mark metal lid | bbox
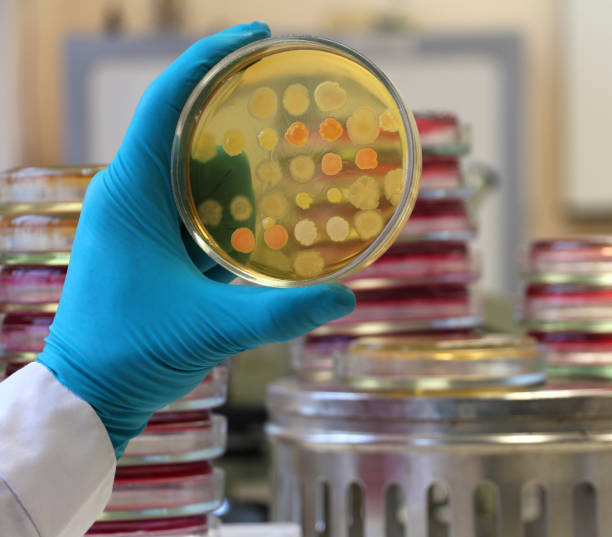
[338,334,545,391]
[266,377,612,425]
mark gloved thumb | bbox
[221,283,356,348]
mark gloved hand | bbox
[38,22,355,459]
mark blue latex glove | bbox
[38,22,355,459]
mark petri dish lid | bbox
[0,251,71,266]
[0,302,58,314]
[528,237,612,273]
[157,367,228,413]
[527,319,612,334]
[172,36,421,287]
[309,315,483,338]
[120,415,227,466]
[338,334,546,392]
[524,271,612,286]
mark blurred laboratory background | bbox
[2,0,612,528]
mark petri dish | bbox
[527,319,612,334]
[104,464,223,515]
[0,311,54,353]
[420,156,463,189]
[328,284,477,326]
[87,516,214,535]
[0,251,71,266]
[172,37,421,287]
[399,199,473,237]
[120,415,227,466]
[155,366,228,415]
[414,112,463,148]
[308,314,483,338]
[527,237,612,274]
[338,334,546,392]
[343,241,478,286]
[0,265,67,304]
[0,165,103,204]
[0,351,37,379]
[0,212,79,252]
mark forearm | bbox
[0,363,116,537]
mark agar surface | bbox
[189,48,407,281]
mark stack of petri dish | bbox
[0,165,228,537]
[0,165,99,379]
[294,112,483,381]
[523,237,612,380]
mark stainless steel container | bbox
[267,379,612,537]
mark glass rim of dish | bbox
[0,252,71,266]
[0,164,105,180]
[347,333,540,361]
[524,272,612,286]
[171,35,422,287]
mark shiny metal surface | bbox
[267,378,612,537]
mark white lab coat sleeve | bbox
[0,362,116,537]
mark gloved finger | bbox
[182,226,217,273]
[123,22,270,163]
[203,264,236,284]
[214,283,356,347]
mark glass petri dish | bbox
[155,366,228,415]
[328,284,477,326]
[0,265,67,304]
[87,515,214,536]
[0,351,37,379]
[420,156,463,189]
[0,165,103,204]
[0,251,71,266]
[414,112,463,148]
[0,212,79,252]
[308,314,483,338]
[399,199,473,237]
[527,319,612,334]
[120,415,227,466]
[172,36,421,287]
[104,465,223,516]
[338,334,546,392]
[527,237,612,274]
[343,241,478,286]
[0,311,54,353]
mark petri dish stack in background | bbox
[0,165,98,377]
[293,112,483,381]
[0,166,228,537]
[522,237,612,381]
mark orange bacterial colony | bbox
[186,42,412,283]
